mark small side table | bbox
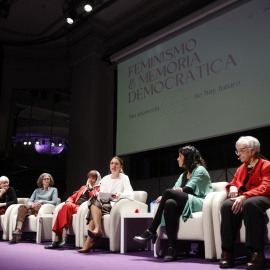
[120,212,154,253]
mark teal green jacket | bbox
[161,166,212,226]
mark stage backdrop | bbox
[116,0,270,155]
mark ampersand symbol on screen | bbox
[129,79,135,89]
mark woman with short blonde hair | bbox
[0,176,17,215]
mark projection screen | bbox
[114,0,270,155]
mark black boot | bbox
[164,247,177,262]
[59,236,68,247]
[44,241,61,249]
[219,251,234,268]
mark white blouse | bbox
[100,173,134,202]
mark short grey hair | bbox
[236,136,260,154]
[0,176,9,185]
[37,173,54,188]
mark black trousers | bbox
[220,196,270,253]
[149,189,188,248]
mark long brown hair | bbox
[111,156,125,174]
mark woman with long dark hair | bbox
[134,145,213,262]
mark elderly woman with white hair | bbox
[10,173,58,244]
[220,136,270,270]
[45,170,101,249]
[0,176,18,215]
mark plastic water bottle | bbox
[150,200,156,213]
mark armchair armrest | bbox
[76,201,88,247]
[212,190,228,224]
[109,199,148,252]
[8,204,24,240]
[51,202,65,237]
[212,190,228,259]
[53,202,65,217]
[1,204,20,240]
[201,191,220,259]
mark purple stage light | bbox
[34,141,64,155]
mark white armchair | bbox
[9,198,61,243]
[0,198,29,240]
[154,182,228,260]
[212,190,270,259]
[80,191,148,252]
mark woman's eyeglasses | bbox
[235,147,250,155]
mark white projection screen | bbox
[115,0,270,156]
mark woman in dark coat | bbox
[0,176,17,215]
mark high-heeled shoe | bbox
[133,229,157,244]
[59,236,68,247]
[88,230,103,241]
[77,240,96,253]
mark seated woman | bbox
[219,136,270,270]
[134,145,213,262]
[0,176,18,215]
[9,173,58,244]
[45,170,101,249]
[77,156,134,253]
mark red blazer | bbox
[226,158,270,199]
[66,185,100,204]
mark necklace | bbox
[247,158,258,172]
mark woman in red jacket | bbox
[45,170,101,249]
[219,136,270,270]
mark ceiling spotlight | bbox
[58,141,63,147]
[84,0,93,12]
[50,140,56,147]
[23,140,27,146]
[35,139,41,145]
[66,8,78,25]
[28,141,32,145]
